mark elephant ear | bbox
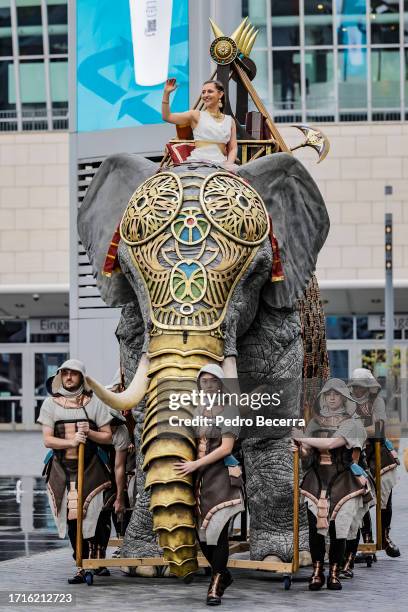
[237,153,329,309]
[78,154,158,307]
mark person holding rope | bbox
[38,359,113,584]
[174,364,244,606]
[293,379,371,592]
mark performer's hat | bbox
[48,358,92,394]
[349,368,381,390]
[318,378,356,403]
[197,364,225,390]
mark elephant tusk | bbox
[222,355,238,380]
[86,354,150,411]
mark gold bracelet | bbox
[162,100,169,104]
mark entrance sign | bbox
[368,314,408,331]
[30,319,69,335]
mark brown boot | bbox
[308,561,325,591]
[340,553,355,579]
[327,563,342,590]
[206,573,222,606]
[383,528,401,558]
[219,569,233,595]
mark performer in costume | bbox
[174,364,244,606]
[162,78,238,169]
[343,368,400,570]
[293,379,370,592]
[104,372,134,559]
[38,359,113,584]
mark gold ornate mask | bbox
[120,170,269,336]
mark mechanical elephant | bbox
[78,152,330,578]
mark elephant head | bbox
[78,152,329,575]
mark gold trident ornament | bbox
[208,18,330,163]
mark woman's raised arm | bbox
[162,78,198,126]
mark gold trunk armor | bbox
[120,169,269,578]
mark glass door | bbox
[326,340,352,380]
[327,348,349,379]
[33,348,69,425]
[0,350,23,429]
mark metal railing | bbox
[0,106,68,132]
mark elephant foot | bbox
[299,550,312,567]
[263,550,311,567]
[263,555,282,563]
[120,565,159,577]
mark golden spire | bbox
[209,17,258,58]
[236,22,252,51]
[241,25,255,55]
[230,17,248,44]
[209,18,224,39]
[245,30,258,56]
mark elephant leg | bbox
[243,437,308,561]
[238,308,309,561]
[121,415,161,560]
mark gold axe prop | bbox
[290,124,330,164]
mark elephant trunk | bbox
[142,333,224,579]
[88,332,225,579]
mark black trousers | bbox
[307,509,346,565]
[346,489,394,556]
[67,509,111,562]
[199,521,230,575]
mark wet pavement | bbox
[0,433,68,564]
[0,476,68,562]
[0,432,406,611]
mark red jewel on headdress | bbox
[186,217,195,226]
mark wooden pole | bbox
[233,62,289,152]
[76,442,85,568]
[375,439,382,550]
[292,448,300,571]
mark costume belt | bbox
[195,140,227,155]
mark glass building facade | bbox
[0,0,67,131]
[243,0,408,122]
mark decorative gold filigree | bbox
[120,172,182,245]
[129,227,254,332]
[170,260,207,304]
[200,172,269,245]
[127,171,266,333]
[209,36,238,65]
[171,207,210,245]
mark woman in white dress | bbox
[162,78,238,170]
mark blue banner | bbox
[77,0,189,132]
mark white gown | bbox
[186,110,232,163]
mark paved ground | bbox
[0,433,407,612]
[0,432,44,477]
